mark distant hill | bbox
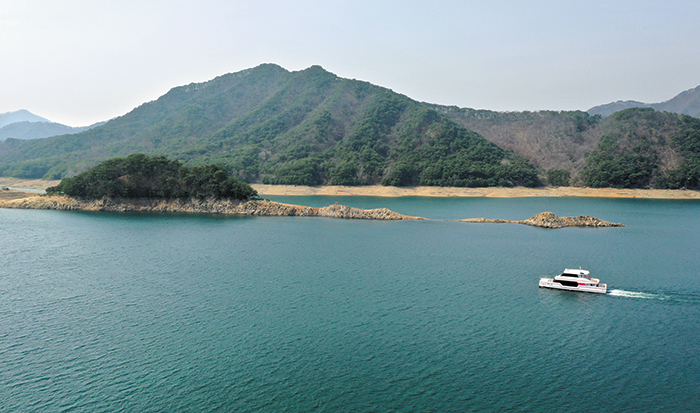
[588,85,700,117]
[0,64,539,188]
[0,121,105,141]
[0,109,50,128]
[0,109,105,141]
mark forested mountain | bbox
[0,64,539,188]
[1,64,699,189]
[588,84,700,118]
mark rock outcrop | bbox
[461,211,624,228]
[0,196,423,220]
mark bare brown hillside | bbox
[425,104,690,186]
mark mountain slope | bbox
[424,106,602,173]
[429,104,700,189]
[0,65,539,187]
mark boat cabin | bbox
[559,268,592,280]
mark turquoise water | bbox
[1,197,699,412]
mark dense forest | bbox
[2,64,700,189]
[46,154,258,200]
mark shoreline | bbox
[1,178,699,199]
[251,184,700,199]
[0,195,624,228]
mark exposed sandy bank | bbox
[0,178,61,190]
[0,190,40,201]
[251,184,700,199]
[2,178,698,199]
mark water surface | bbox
[1,197,699,412]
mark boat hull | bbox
[539,278,607,294]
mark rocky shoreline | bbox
[461,211,625,228]
[0,195,423,220]
[1,196,625,227]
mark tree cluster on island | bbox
[46,154,258,200]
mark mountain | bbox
[0,109,50,128]
[588,85,700,117]
[656,85,700,116]
[0,121,106,141]
[2,64,698,189]
[0,64,539,187]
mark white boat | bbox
[539,268,607,294]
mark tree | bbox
[46,154,257,200]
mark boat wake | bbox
[608,289,700,304]
[608,289,668,300]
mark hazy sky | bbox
[2,0,699,126]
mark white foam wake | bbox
[608,289,667,300]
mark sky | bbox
[1,0,699,126]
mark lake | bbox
[1,196,699,412]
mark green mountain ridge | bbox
[0,64,539,188]
[1,64,699,189]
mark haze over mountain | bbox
[0,110,50,128]
[1,64,699,190]
[588,85,700,118]
[0,120,105,141]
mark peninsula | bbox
[1,195,627,228]
[0,154,422,220]
[0,195,421,220]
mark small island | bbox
[461,211,624,228]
